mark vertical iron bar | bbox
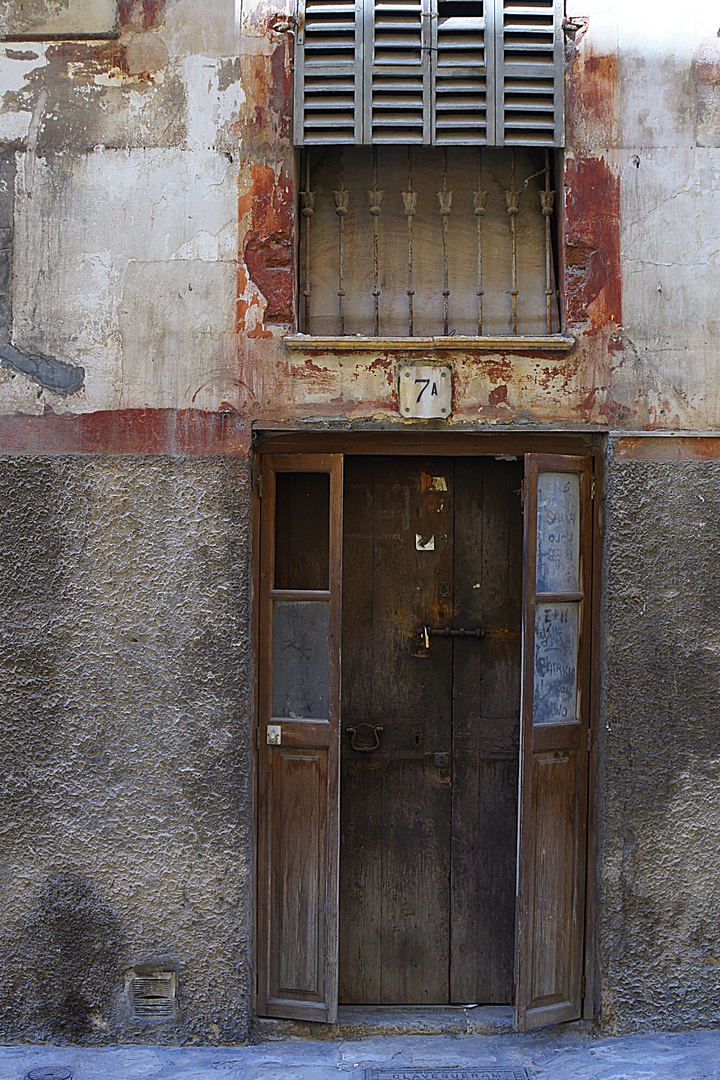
[333,151,349,335]
[473,148,488,336]
[402,148,416,337]
[300,152,315,333]
[505,149,520,336]
[368,147,383,336]
[437,148,452,336]
[540,148,556,335]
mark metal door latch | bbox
[346,723,384,752]
[419,625,485,647]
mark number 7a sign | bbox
[398,365,452,419]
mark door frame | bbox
[251,429,603,1025]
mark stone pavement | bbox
[1,1025,720,1080]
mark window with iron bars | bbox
[295,0,565,339]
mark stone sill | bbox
[285,334,576,353]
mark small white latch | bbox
[267,724,282,745]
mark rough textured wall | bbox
[0,0,244,415]
[0,455,254,1043]
[598,446,720,1032]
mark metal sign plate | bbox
[365,1070,529,1080]
[399,365,452,419]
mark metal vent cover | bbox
[25,1070,73,1080]
[128,969,177,1017]
[364,1070,529,1080]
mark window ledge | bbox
[284,334,576,354]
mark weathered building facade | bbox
[0,0,719,1045]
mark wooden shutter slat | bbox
[495,0,563,147]
[295,0,363,144]
[365,0,430,143]
[433,1,492,145]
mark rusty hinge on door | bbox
[591,474,596,500]
[251,459,264,498]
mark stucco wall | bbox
[598,441,720,1032]
[0,455,253,1042]
[0,1,718,428]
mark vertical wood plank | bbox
[451,458,522,1004]
[340,457,382,1003]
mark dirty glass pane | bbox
[536,471,580,593]
[533,602,579,725]
[273,600,330,719]
[275,472,330,590]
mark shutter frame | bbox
[494,0,564,148]
[294,0,364,144]
[365,0,432,145]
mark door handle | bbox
[346,723,383,752]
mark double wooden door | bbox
[256,449,594,1031]
[339,456,521,1005]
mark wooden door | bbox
[514,454,593,1031]
[339,456,523,1004]
[256,454,343,1022]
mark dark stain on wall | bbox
[22,874,127,1039]
[598,452,720,1032]
[0,342,85,395]
[0,152,14,345]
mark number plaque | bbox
[398,365,452,419]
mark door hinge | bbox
[591,474,596,500]
[252,460,264,499]
[587,727,592,752]
[520,478,528,507]
[581,975,586,998]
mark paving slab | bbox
[1,1028,720,1080]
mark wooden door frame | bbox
[251,429,603,1024]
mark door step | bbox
[253,1005,513,1041]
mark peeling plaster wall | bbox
[598,445,720,1032]
[0,456,253,1043]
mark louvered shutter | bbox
[433,0,493,145]
[366,0,431,143]
[294,0,364,144]
[494,0,564,146]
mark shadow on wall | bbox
[0,873,127,1040]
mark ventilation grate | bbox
[129,970,177,1017]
